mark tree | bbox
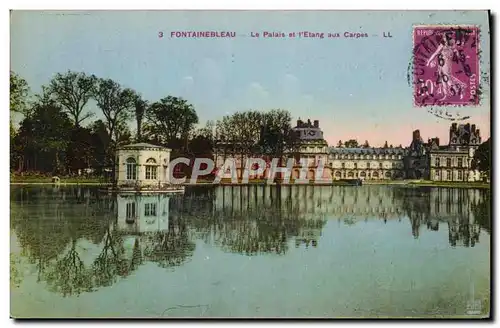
[10,71,30,114]
[47,71,97,127]
[362,140,370,148]
[15,100,72,173]
[259,109,299,156]
[472,138,491,180]
[92,78,136,143]
[344,139,358,148]
[144,96,198,146]
[133,97,147,142]
[65,126,94,174]
[89,120,111,173]
[337,140,343,148]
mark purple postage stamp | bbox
[413,25,480,107]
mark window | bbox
[446,158,451,167]
[146,166,157,180]
[341,163,345,169]
[145,158,157,180]
[447,170,452,181]
[435,170,440,179]
[435,157,440,167]
[126,202,136,219]
[145,203,157,216]
[457,158,462,168]
[385,171,392,178]
[126,158,137,180]
[367,162,371,169]
[392,162,396,168]
[354,163,357,169]
[458,170,463,181]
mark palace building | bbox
[212,117,485,183]
[328,147,406,180]
[428,123,482,182]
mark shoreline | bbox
[10,179,490,189]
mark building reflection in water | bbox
[397,187,489,247]
[115,193,195,269]
[10,185,491,297]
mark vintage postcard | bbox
[9,10,491,319]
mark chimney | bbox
[451,123,457,131]
[412,130,421,141]
[297,119,303,127]
[313,120,319,128]
[471,124,476,133]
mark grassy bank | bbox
[10,176,109,185]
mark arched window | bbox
[145,158,158,180]
[126,157,137,180]
[360,171,366,178]
[335,171,341,178]
[385,171,392,178]
[348,171,354,178]
[372,171,379,179]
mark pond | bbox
[10,185,491,318]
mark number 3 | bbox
[158,31,163,38]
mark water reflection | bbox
[116,194,196,269]
[10,185,491,299]
[397,187,490,247]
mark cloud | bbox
[282,73,300,95]
[247,82,269,99]
[241,82,270,110]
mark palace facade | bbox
[328,147,406,180]
[213,118,484,183]
[428,123,482,182]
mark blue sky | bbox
[10,10,491,146]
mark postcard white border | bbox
[3,1,496,327]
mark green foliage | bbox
[47,71,97,126]
[145,96,199,145]
[343,139,359,148]
[472,138,491,179]
[10,71,30,114]
[92,78,136,143]
[134,97,147,142]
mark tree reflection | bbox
[91,226,129,288]
[44,239,94,296]
[142,215,196,268]
[10,186,114,296]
